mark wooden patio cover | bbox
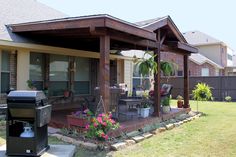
[8,14,198,117]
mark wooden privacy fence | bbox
[161,76,236,101]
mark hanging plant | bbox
[192,82,213,101]
[135,51,176,77]
[137,51,157,76]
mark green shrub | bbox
[225,96,232,102]
[192,82,213,101]
[162,96,170,106]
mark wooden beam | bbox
[165,41,198,53]
[153,29,161,117]
[183,55,190,108]
[100,35,110,113]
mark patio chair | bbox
[161,84,173,100]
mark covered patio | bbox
[9,14,197,125]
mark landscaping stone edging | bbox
[110,112,202,151]
[49,112,202,151]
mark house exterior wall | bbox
[160,51,220,76]
[227,47,234,66]
[16,49,30,90]
[195,44,227,67]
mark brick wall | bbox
[161,51,218,76]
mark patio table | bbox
[118,98,142,120]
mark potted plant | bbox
[162,96,171,114]
[140,102,150,118]
[192,82,213,112]
[176,95,184,108]
[86,113,119,141]
[67,109,93,130]
[27,80,37,90]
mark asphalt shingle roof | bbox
[190,53,223,69]
[183,31,222,45]
[0,0,67,42]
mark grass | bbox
[113,100,236,157]
[1,100,236,157]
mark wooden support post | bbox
[100,35,110,113]
[183,55,190,108]
[153,30,161,117]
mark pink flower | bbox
[93,122,98,127]
[85,124,89,130]
[110,119,115,124]
[102,122,107,126]
[99,113,105,117]
[104,135,108,140]
[97,117,103,124]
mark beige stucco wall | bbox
[17,49,30,90]
[124,60,133,94]
[196,44,223,66]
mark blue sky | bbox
[39,0,236,50]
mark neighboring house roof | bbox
[0,0,67,42]
[183,31,224,46]
[189,53,224,69]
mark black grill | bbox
[6,90,51,156]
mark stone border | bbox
[111,112,202,151]
[49,112,202,151]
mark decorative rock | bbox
[73,140,83,146]
[125,139,136,146]
[81,142,98,150]
[132,135,145,143]
[142,133,153,139]
[61,136,75,143]
[50,133,63,140]
[183,119,188,123]
[165,124,174,130]
[158,127,166,132]
[111,142,126,151]
[150,129,159,135]
[174,122,180,127]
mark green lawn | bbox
[1,101,236,157]
[113,100,236,157]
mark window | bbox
[30,52,44,90]
[132,64,150,90]
[227,54,233,60]
[74,57,90,95]
[177,70,183,76]
[1,51,10,93]
[201,68,209,76]
[49,54,69,96]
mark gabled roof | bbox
[0,0,67,42]
[183,31,223,46]
[136,16,187,43]
[190,53,223,69]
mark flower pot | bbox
[177,101,183,108]
[140,108,150,118]
[162,106,170,114]
[64,90,70,98]
[67,115,88,128]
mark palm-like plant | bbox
[135,51,176,77]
